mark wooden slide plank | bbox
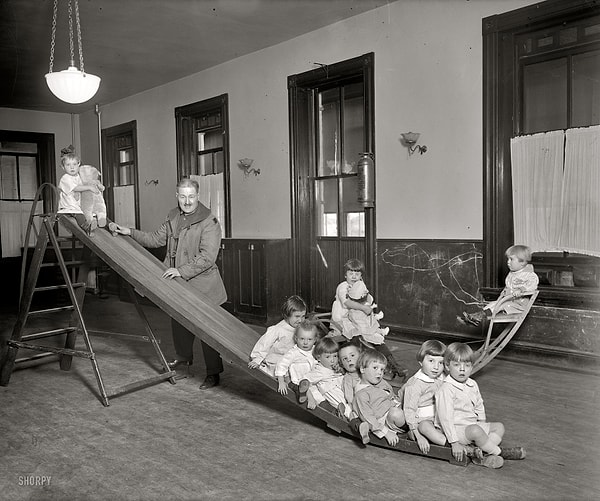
[60,218,467,466]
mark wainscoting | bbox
[377,240,600,372]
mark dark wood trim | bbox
[0,130,56,213]
[288,53,376,304]
[101,120,140,227]
[482,0,600,294]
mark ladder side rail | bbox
[45,220,110,406]
[0,221,52,385]
[19,183,59,300]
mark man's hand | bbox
[162,268,181,279]
[109,222,131,236]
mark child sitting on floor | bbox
[435,342,526,468]
[275,320,318,401]
[352,348,406,446]
[248,295,307,377]
[398,340,447,454]
[463,244,538,326]
[57,145,104,234]
[302,337,352,419]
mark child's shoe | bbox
[462,312,481,327]
[337,402,347,419]
[500,446,526,460]
[296,379,309,404]
[359,421,370,445]
[471,454,504,469]
[466,445,484,460]
[374,311,384,321]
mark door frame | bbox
[288,53,376,309]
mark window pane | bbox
[315,178,338,236]
[318,88,341,176]
[198,152,214,175]
[19,157,38,199]
[119,148,132,163]
[343,83,364,175]
[0,155,18,199]
[0,142,37,154]
[199,130,223,151]
[341,176,364,237]
[572,51,600,127]
[523,58,568,133]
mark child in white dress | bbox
[248,295,307,377]
[399,340,447,454]
[463,245,538,326]
[275,321,318,401]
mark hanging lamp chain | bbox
[48,0,86,74]
[73,0,86,74]
[48,0,58,72]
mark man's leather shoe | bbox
[199,374,220,389]
[167,359,192,369]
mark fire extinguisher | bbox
[357,152,375,208]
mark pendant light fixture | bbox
[45,0,101,104]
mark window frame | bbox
[482,0,600,309]
[175,94,231,237]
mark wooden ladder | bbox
[0,183,176,405]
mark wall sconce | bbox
[400,132,428,156]
[238,158,260,177]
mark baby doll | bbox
[352,348,406,446]
[248,295,307,377]
[346,279,388,345]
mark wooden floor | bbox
[0,294,599,501]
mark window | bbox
[175,95,230,236]
[483,2,600,308]
[0,143,38,201]
[102,121,139,228]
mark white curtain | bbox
[191,173,225,233]
[560,126,600,256]
[510,126,600,257]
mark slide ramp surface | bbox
[61,217,464,465]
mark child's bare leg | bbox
[488,422,505,445]
[418,421,446,446]
[465,424,501,456]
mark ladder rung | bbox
[40,260,86,268]
[34,283,86,292]
[22,327,78,341]
[28,305,75,315]
[106,372,176,398]
[7,341,93,359]
[15,352,58,364]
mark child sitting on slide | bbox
[352,348,406,446]
[275,320,318,402]
[301,337,353,419]
[399,340,447,454]
[248,295,307,377]
[436,342,526,468]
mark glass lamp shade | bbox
[45,66,101,104]
[401,132,420,145]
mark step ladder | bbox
[0,183,176,405]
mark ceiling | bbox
[0,0,393,114]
